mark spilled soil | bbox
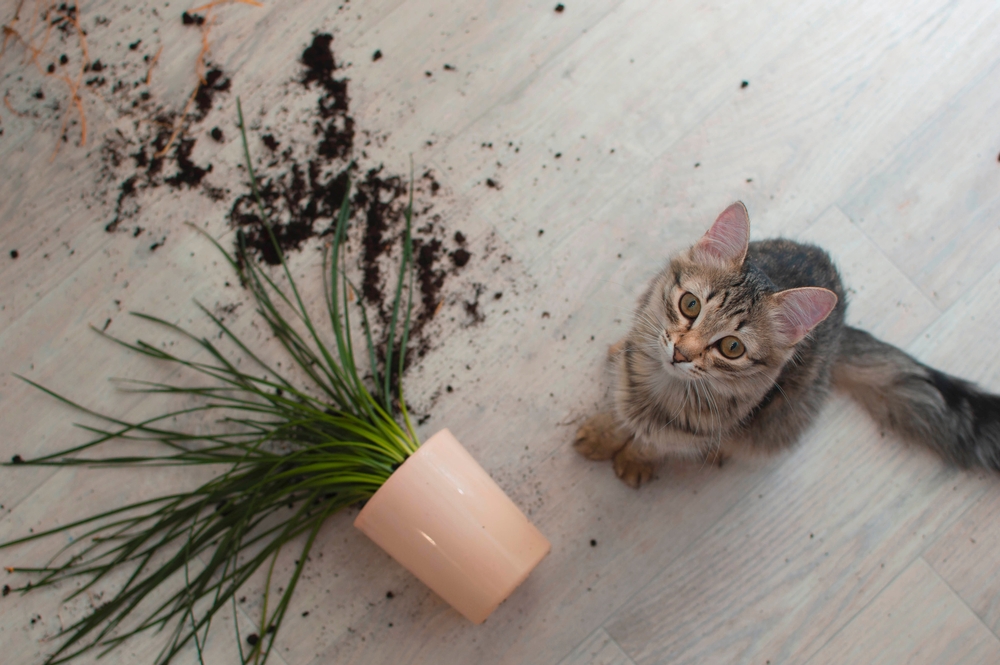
[4,8,504,395]
[101,62,231,233]
[227,33,483,376]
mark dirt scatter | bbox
[164,138,212,189]
[463,284,487,325]
[7,20,515,409]
[226,33,499,377]
[194,69,232,119]
[99,62,233,232]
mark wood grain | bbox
[805,559,1000,665]
[558,628,637,665]
[603,400,991,665]
[925,490,1000,637]
[3,0,1000,663]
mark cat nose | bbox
[672,346,690,363]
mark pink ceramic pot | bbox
[353,428,550,623]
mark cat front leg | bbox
[574,411,631,461]
[573,415,661,487]
[612,440,659,488]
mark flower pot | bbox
[353,428,551,624]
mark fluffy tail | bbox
[833,326,1000,470]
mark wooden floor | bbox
[3,0,1000,663]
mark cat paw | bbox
[613,450,657,488]
[573,412,629,461]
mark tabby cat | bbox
[574,202,1000,487]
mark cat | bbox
[574,202,1000,487]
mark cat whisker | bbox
[706,381,725,458]
[691,378,724,470]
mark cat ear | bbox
[693,202,750,264]
[772,287,838,345]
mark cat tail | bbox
[832,326,1000,470]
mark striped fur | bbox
[833,327,1000,470]
[576,203,1000,486]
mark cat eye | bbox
[718,336,745,359]
[679,292,701,319]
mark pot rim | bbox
[354,427,451,525]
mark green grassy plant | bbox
[0,99,419,665]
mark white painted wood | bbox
[601,399,992,665]
[797,204,940,346]
[806,558,1000,665]
[924,489,1000,636]
[919,260,1000,635]
[3,0,1000,663]
[559,628,637,665]
[905,259,1000,391]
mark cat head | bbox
[631,202,837,388]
